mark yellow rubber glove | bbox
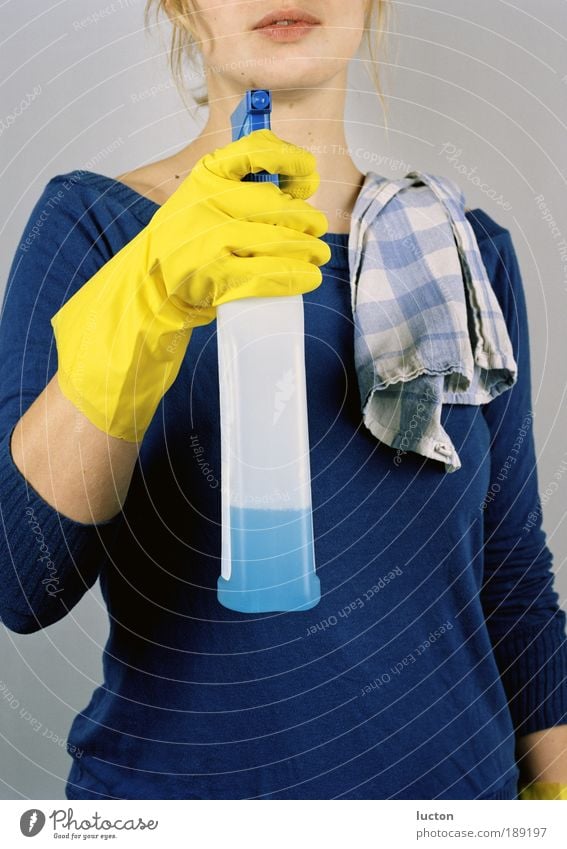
[51,128,331,441]
[518,781,567,799]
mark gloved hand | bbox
[51,128,331,441]
[518,781,567,799]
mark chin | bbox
[243,63,341,92]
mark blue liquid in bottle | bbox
[217,506,321,613]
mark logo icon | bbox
[273,368,296,425]
[19,809,46,837]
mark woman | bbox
[1,0,566,800]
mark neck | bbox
[176,77,367,234]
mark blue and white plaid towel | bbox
[348,170,518,472]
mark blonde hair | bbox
[143,1,391,116]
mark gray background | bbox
[1,0,566,799]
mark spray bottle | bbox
[215,89,320,613]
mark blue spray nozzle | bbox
[231,89,280,186]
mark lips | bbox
[252,7,321,29]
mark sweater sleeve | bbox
[0,177,124,635]
[476,221,567,737]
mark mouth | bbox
[252,7,321,40]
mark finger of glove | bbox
[220,220,331,268]
[213,255,324,307]
[201,129,319,200]
[211,181,329,238]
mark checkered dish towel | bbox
[347,170,518,473]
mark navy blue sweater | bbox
[1,170,566,800]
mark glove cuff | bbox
[518,781,567,800]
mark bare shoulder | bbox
[114,159,177,205]
[114,156,194,204]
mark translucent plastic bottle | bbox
[215,89,320,613]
